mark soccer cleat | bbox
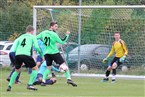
[27,85,38,91]
[101,78,109,82]
[7,86,11,91]
[67,79,77,87]
[6,78,10,82]
[111,79,116,83]
[15,80,22,84]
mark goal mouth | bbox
[33,6,145,75]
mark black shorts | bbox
[15,55,36,69]
[109,57,122,67]
[44,53,64,66]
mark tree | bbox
[0,0,7,9]
[0,1,32,40]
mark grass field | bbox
[0,69,145,97]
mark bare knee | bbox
[112,62,117,69]
[107,66,112,71]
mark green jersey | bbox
[37,30,69,54]
[14,33,43,57]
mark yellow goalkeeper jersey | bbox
[107,39,128,58]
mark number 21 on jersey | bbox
[44,37,50,46]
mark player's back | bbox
[16,33,34,56]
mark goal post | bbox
[33,6,145,76]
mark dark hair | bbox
[26,25,34,32]
[50,21,57,27]
[114,31,120,35]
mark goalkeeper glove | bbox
[102,57,109,63]
[119,56,126,63]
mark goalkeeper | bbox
[102,32,128,83]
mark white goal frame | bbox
[33,5,145,35]
[33,6,145,79]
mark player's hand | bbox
[119,56,126,63]
[102,57,108,63]
[66,31,70,35]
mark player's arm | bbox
[107,46,115,58]
[55,31,70,44]
[121,40,128,56]
[33,36,44,58]
[12,38,19,52]
[103,45,115,63]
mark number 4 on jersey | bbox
[21,38,26,47]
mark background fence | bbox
[33,6,145,74]
[0,1,145,75]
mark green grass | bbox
[0,69,145,97]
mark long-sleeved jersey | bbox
[37,30,69,54]
[14,33,43,57]
[107,39,128,58]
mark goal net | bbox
[33,6,145,76]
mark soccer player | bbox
[6,25,43,91]
[33,61,59,85]
[6,39,21,84]
[102,32,128,83]
[37,21,77,87]
[33,39,58,80]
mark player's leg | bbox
[41,66,51,86]
[7,52,21,83]
[9,52,15,66]
[6,67,15,82]
[102,57,118,82]
[54,53,77,87]
[41,54,52,86]
[111,58,122,83]
[32,56,44,85]
[45,77,57,85]
[24,56,38,90]
[33,73,43,85]
[7,55,22,91]
[102,66,112,82]
[15,72,21,84]
[111,62,117,83]
[36,55,43,67]
[33,61,47,85]
[7,69,21,91]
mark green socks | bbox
[42,69,51,81]
[8,71,19,87]
[28,70,38,85]
[64,70,71,79]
